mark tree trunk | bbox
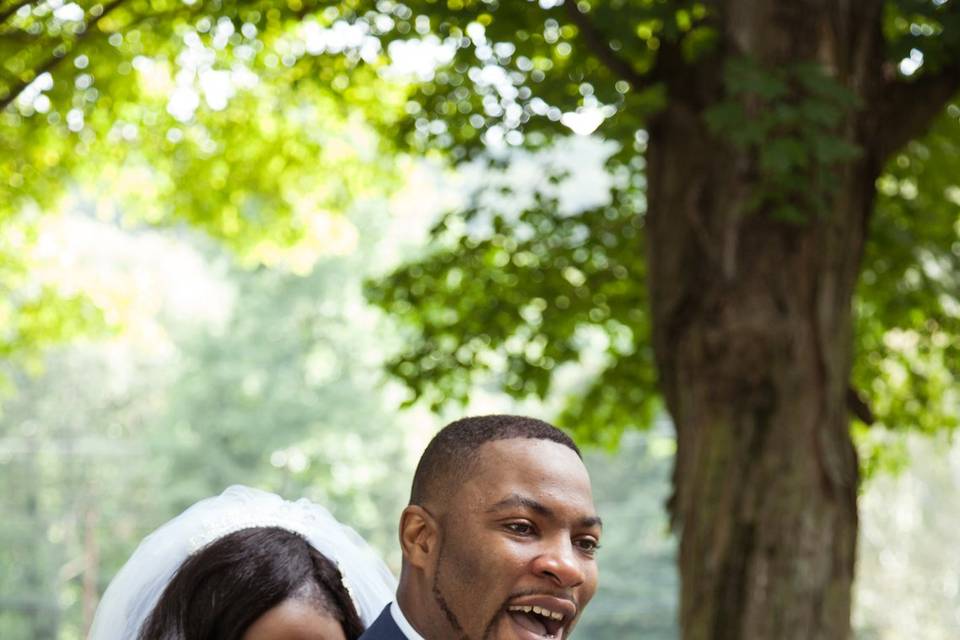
[645,2,887,638]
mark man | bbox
[360,415,602,640]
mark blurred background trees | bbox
[2,1,960,638]
[2,205,958,639]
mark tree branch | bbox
[846,385,875,425]
[0,46,63,110]
[563,1,648,88]
[0,0,126,112]
[0,0,36,28]
[871,63,960,161]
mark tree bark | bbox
[645,2,889,638]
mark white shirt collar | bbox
[390,600,426,640]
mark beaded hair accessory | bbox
[186,499,328,552]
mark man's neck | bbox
[395,578,436,640]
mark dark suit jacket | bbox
[359,605,408,640]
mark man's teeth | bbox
[508,605,564,621]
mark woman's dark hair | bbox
[137,526,364,640]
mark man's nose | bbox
[532,539,586,588]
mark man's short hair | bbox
[409,414,581,506]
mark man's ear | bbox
[399,505,439,570]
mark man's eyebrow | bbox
[488,493,553,517]
[487,493,603,529]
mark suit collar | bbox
[360,604,407,640]
[389,600,425,640]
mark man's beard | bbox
[431,540,502,640]
[431,577,470,640]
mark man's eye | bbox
[575,538,601,555]
[505,522,534,535]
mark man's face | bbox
[429,438,601,640]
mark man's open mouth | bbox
[506,604,567,639]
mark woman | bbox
[88,486,396,640]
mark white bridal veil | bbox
[87,485,397,639]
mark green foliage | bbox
[0,285,109,356]
[0,214,111,375]
[2,2,959,637]
[884,0,960,74]
[1,0,404,363]
[0,213,413,638]
[363,3,958,458]
[0,344,172,639]
[151,232,411,539]
[369,0,706,159]
[367,139,657,447]
[853,104,960,471]
[0,196,681,639]
[2,0,960,471]
[704,57,861,223]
